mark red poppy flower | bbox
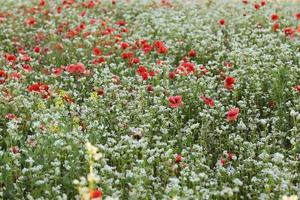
[97,88,105,96]
[90,189,102,199]
[12,146,20,154]
[121,52,133,60]
[147,85,153,93]
[227,152,235,161]
[293,85,300,92]
[154,41,168,54]
[0,70,7,84]
[26,17,37,26]
[199,66,209,75]
[188,49,197,57]
[57,6,62,14]
[6,113,16,120]
[131,57,140,64]
[27,82,51,99]
[52,67,63,76]
[254,4,260,10]
[224,76,235,90]
[242,0,248,4]
[175,154,183,163]
[66,63,86,74]
[116,20,126,26]
[273,23,280,31]
[284,27,295,38]
[93,47,102,56]
[169,71,176,79]
[295,12,300,20]
[200,96,215,108]
[271,14,279,21]
[219,18,225,25]
[169,96,182,108]
[5,54,17,63]
[261,0,266,6]
[226,107,240,122]
[136,65,148,76]
[120,42,130,50]
[220,159,226,166]
[23,64,33,72]
[34,46,41,53]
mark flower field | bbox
[0,0,300,199]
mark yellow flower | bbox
[55,97,64,108]
[89,92,98,102]
[58,89,66,96]
[49,125,59,133]
[37,100,46,110]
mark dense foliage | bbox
[0,0,299,199]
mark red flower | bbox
[116,20,126,26]
[34,46,41,53]
[295,12,300,20]
[254,4,260,10]
[273,23,280,31]
[200,96,215,108]
[220,159,226,166]
[169,71,176,79]
[0,70,7,84]
[242,0,248,4]
[293,85,300,92]
[131,57,140,64]
[97,88,105,96]
[5,113,16,120]
[175,154,183,163]
[227,152,235,161]
[120,42,130,50]
[39,0,46,6]
[224,76,235,90]
[121,52,133,60]
[12,146,20,154]
[154,41,168,54]
[188,49,197,57]
[5,54,17,63]
[93,47,102,56]
[147,85,153,93]
[26,17,37,26]
[136,65,148,76]
[284,27,295,38]
[23,64,33,73]
[271,14,279,21]
[66,63,86,74]
[27,82,51,99]
[169,96,182,108]
[261,0,266,6]
[90,189,102,199]
[219,18,225,26]
[226,107,240,122]
[52,67,63,76]
[199,65,209,75]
